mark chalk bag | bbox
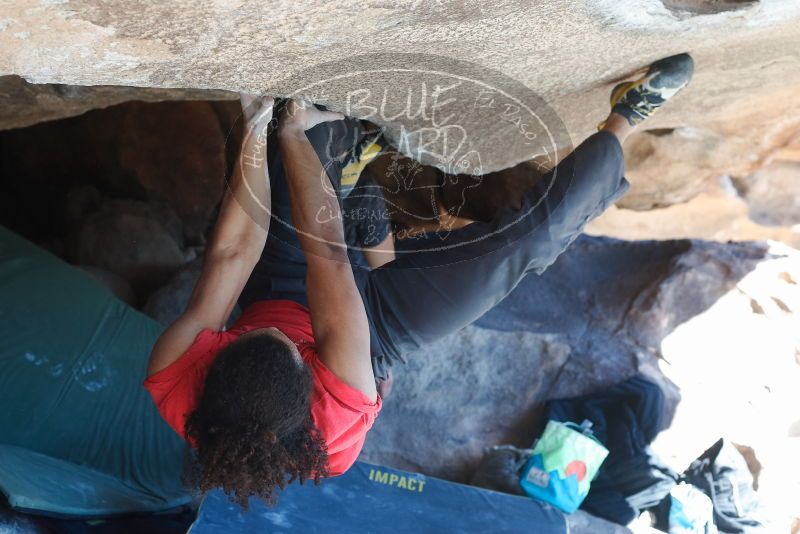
[519,420,609,513]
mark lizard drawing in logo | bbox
[379,149,483,241]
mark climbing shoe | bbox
[607,53,694,127]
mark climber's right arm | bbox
[146,94,273,376]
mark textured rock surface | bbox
[0,74,235,131]
[1,0,800,210]
[142,257,203,326]
[97,100,230,238]
[77,265,137,306]
[70,199,195,296]
[586,175,800,248]
[733,161,800,227]
[614,126,729,210]
[585,145,800,247]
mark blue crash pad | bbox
[189,462,566,533]
[0,226,190,517]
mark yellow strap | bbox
[341,141,383,186]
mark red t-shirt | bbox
[143,300,381,476]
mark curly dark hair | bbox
[184,333,329,508]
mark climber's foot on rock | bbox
[600,53,694,141]
[611,53,694,126]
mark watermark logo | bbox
[228,53,572,266]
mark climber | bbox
[142,53,694,507]
[142,94,392,508]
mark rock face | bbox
[100,100,230,238]
[733,161,800,227]
[0,75,236,131]
[361,234,798,526]
[585,143,800,247]
[142,257,203,326]
[70,199,195,296]
[0,99,230,241]
[77,265,137,306]
[614,126,729,210]
[1,0,800,211]
[585,175,800,249]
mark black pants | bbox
[239,119,629,379]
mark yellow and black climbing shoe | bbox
[609,53,694,126]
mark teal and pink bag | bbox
[519,420,609,513]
